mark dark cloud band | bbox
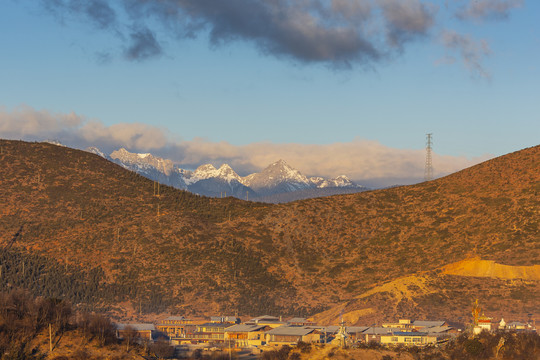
[39,0,436,66]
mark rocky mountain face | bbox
[108,148,188,189]
[87,147,366,201]
[243,159,313,195]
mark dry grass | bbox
[0,139,538,323]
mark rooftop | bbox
[198,323,235,329]
[266,326,317,336]
[413,320,446,328]
[392,332,429,336]
[116,323,156,331]
[225,324,269,332]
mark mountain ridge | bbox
[94,147,367,201]
[0,139,538,324]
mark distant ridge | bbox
[90,147,367,201]
[1,139,538,324]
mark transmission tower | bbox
[424,133,433,181]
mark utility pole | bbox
[424,133,433,181]
[49,323,53,352]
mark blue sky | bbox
[1,0,538,186]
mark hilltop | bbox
[0,139,538,324]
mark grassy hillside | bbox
[0,139,538,322]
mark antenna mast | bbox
[424,133,433,181]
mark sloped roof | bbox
[347,326,369,333]
[250,315,281,322]
[318,326,368,334]
[266,326,317,336]
[198,322,234,328]
[425,326,453,334]
[116,323,156,331]
[413,320,446,328]
[287,317,308,323]
[362,327,399,335]
[392,332,428,336]
[225,324,268,332]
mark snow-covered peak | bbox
[309,174,360,188]
[85,146,107,159]
[243,159,312,192]
[185,163,242,185]
[110,148,174,176]
[195,164,217,173]
[217,164,242,181]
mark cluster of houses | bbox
[115,312,538,350]
[115,315,468,348]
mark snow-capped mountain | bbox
[110,148,175,176]
[185,164,243,185]
[185,164,253,198]
[309,175,357,188]
[86,146,108,159]
[243,159,313,195]
[105,148,187,189]
[88,147,367,201]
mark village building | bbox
[155,316,194,338]
[474,315,493,335]
[382,319,414,329]
[247,315,285,329]
[497,319,537,333]
[211,316,241,324]
[380,331,438,346]
[361,327,400,343]
[187,322,235,343]
[225,324,272,348]
[412,320,447,331]
[265,326,321,346]
[424,325,456,336]
[506,321,528,331]
[115,323,156,341]
[287,317,315,326]
[381,319,447,331]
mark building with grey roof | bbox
[265,326,321,345]
[225,324,272,348]
[115,323,156,341]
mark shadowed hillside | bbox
[0,140,538,323]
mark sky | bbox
[1,0,538,187]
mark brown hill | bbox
[0,139,538,323]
